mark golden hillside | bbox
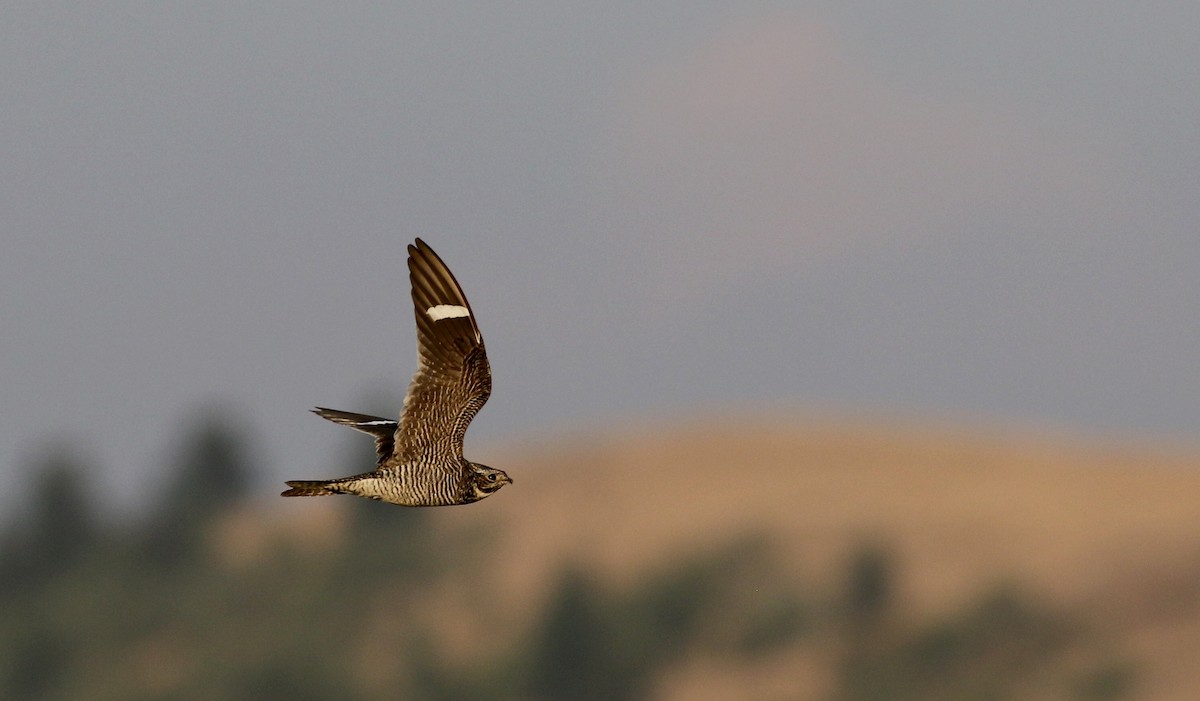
[413,412,1200,701]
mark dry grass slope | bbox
[428,413,1200,701]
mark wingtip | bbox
[406,241,425,272]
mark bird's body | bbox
[281,239,512,506]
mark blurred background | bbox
[3,2,1199,699]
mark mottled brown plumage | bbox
[282,239,511,506]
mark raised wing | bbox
[394,238,492,461]
[311,407,397,466]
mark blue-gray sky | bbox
[3,3,1198,511]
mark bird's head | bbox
[467,462,512,501]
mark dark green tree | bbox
[0,446,97,593]
[142,408,254,569]
[8,627,71,700]
[529,567,637,701]
[846,542,894,626]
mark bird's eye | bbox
[486,474,497,482]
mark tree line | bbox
[0,407,1134,700]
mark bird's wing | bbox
[392,238,492,462]
[310,407,397,466]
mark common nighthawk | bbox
[282,239,512,506]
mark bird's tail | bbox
[281,480,339,497]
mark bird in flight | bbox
[282,239,512,506]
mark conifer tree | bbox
[142,409,252,569]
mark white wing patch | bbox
[426,304,470,321]
[357,420,395,426]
